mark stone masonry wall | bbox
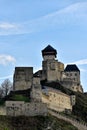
[0,106,6,115]
[5,101,47,116]
[42,87,72,112]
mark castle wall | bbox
[61,80,83,93]
[14,81,32,91]
[31,86,42,102]
[6,101,25,116]
[73,85,83,93]
[25,102,47,116]
[58,62,64,72]
[5,101,47,116]
[61,80,75,89]
[42,87,72,112]
[33,77,40,85]
[43,55,55,61]
[70,95,76,106]
[0,107,6,115]
[42,60,64,81]
[64,71,80,84]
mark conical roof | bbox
[42,45,57,57]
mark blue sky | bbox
[0,0,87,92]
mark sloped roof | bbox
[42,45,57,57]
[64,64,80,72]
[33,70,42,77]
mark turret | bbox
[31,75,42,102]
[42,45,57,61]
[64,64,80,84]
[41,45,63,81]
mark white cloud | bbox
[0,2,87,35]
[0,22,21,35]
[68,59,87,65]
[0,22,18,30]
[40,2,87,26]
[0,55,16,65]
[65,59,87,72]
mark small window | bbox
[72,86,74,89]
[70,73,72,76]
[67,73,68,76]
[75,73,77,76]
[77,83,80,86]
[76,87,78,90]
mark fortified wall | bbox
[6,101,47,116]
[42,87,76,112]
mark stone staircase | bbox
[48,109,87,130]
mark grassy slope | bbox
[0,115,78,130]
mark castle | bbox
[35,45,83,93]
[5,45,83,116]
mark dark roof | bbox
[42,45,57,57]
[64,64,80,72]
[33,70,42,77]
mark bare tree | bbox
[1,79,13,97]
[0,87,3,98]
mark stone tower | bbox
[63,64,83,92]
[42,45,64,81]
[31,76,42,102]
[64,64,80,84]
[13,67,33,91]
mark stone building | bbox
[35,45,83,93]
[61,64,83,92]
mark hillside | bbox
[72,92,87,122]
[0,115,78,130]
[0,80,86,130]
[41,81,87,123]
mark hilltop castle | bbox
[5,45,83,116]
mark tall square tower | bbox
[13,67,33,91]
